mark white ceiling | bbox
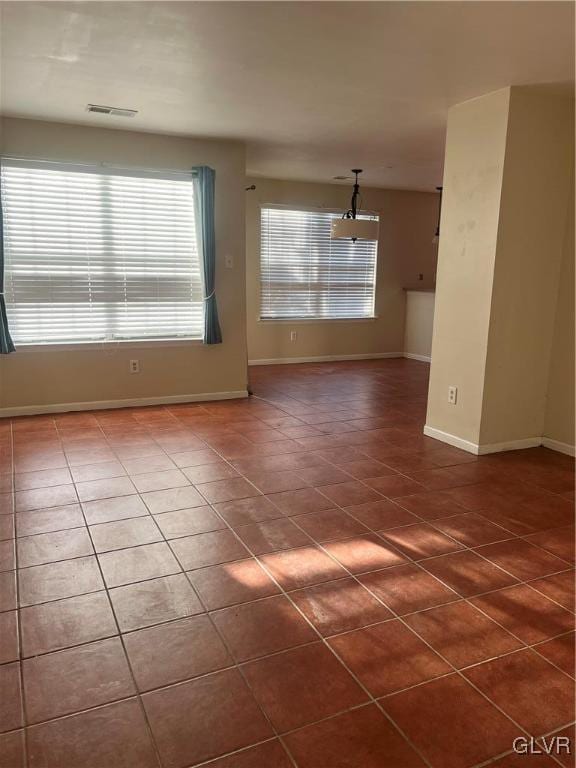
[0,1,573,190]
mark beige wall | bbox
[246,177,438,362]
[480,87,574,445]
[0,118,248,413]
[426,86,574,451]
[544,179,575,448]
[426,88,510,445]
[404,290,435,360]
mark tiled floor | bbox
[0,358,574,768]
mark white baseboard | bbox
[542,437,576,457]
[423,425,480,454]
[424,425,544,456]
[0,390,249,418]
[248,352,403,366]
[403,352,431,363]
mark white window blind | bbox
[2,160,203,344]
[260,206,378,320]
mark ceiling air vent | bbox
[86,104,138,118]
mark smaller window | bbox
[260,206,378,320]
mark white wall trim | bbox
[542,437,576,457]
[423,425,481,454]
[403,352,432,363]
[248,352,403,366]
[0,390,249,418]
[423,425,564,456]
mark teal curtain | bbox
[193,166,222,344]
[0,178,15,354]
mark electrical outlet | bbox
[129,359,140,374]
[290,331,297,342]
[448,385,457,405]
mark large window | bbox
[260,205,378,320]
[2,160,203,344]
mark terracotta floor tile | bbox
[406,467,471,491]
[291,578,393,636]
[464,649,575,736]
[16,504,85,537]
[0,610,19,664]
[382,673,520,768]
[131,469,190,493]
[23,637,135,723]
[14,468,72,491]
[98,541,181,588]
[17,527,94,567]
[214,496,283,527]
[204,740,293,768]
[0,539,15,571]
[82,494,149,525]
[234,517,312,554]
[333,619,451,696]
[0,730,25,768]
[540,723,575,767]
[75,477,136,502]
[124,614,231,691]
[26,698,159,768]
[110,573,204,632]
[212,594,317,661]
[242,642,367,732]
[470,584,575,644]
[20,591,117,657]
[363,475,425,499]
[341,459,399,480]
[196,477,260,504]
[0,493,14,515]
[297,466,353,486]
[0,514,14,541]
[382,523,464,560]
[533,632,575,677]
[18,556,104,606]
[489,751,560,767]
[122,454,176,475]
[141,485,207,514]
[0,662,23,733]
[142,668,272,768]
[169,448,222,467]
[90,516,162,553]
[71,464,128,486]
[182,462,239,484]
[345,499,420,530]
[359,563,459,615]
[153,505,225,538]
[285,704,426,768]
[268,487,334,516]
[243,469,309,494]
[189,558,280,610]
[525,526,575,565]
[529,571,575,611]
[475,540,570,581]
[395,490,467,520]
[0,571,17,612]
[404,600,522,668]
[15,484,78,512]
[318,480,382,507]
[323,533,407,574]
[423,550,518,597]
[171,530,248,570]
[432,512,513,547]
[293,508,370,543]
[259,545,348,589]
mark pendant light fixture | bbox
[331,169,379,242]
[432,186,443,244]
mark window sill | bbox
[258,317,379,325]
[12,338,203,352]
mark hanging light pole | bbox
[331,169,379,242]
